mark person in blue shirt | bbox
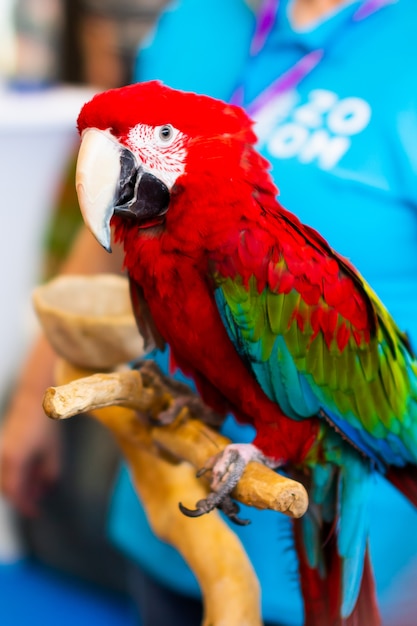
[1,1,417,625]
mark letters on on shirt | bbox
[255,89,371,171]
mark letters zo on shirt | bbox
[255,88,371,171]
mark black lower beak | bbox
[114,149,170,223]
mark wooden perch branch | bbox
[47,360,263,626]
[43,364,308,519]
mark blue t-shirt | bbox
[108,1,417,624]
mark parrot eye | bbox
[155,124,176,144]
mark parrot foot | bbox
[159,395,224,427]
[180,443,276,525]
[132,358,192,398]
[179,492,249,526]
[131,359,223,425]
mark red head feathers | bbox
[77,80,257,145]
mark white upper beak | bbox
[75,128,122,251]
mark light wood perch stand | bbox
[34,275,309,626]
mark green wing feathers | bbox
[214,251,417,467]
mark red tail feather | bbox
[347,551,381,626]
[293,521,381,626]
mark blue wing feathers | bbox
[338,453,372,618]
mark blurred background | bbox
[0,1,167,624]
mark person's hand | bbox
[0,334,62,517]
[0,387,62,517]
[0,227,123,517]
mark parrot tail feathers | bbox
[293,520,381,626]
[346,549,381,626]
[293,450,382,626]
[293,515,335,626]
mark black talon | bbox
[227,513,251,526]
[179,501,213,518]
[178,502,204,517]
[219,496,251,526]
[179,494,251,525]
[196,466,210,478]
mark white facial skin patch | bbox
[126,123,188,189]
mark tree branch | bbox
[43,362,308,519]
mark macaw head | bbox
[76,81,261,251]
